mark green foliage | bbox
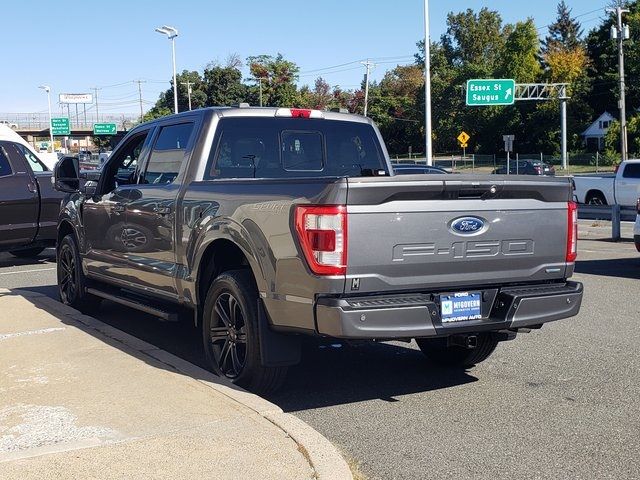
[542,0,584,53]
[498,20,542,82]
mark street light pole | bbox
[39,85,54,151]
[607,6,630,162]
[424,0,433,165]
[155,25,179,114]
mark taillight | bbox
[534,165,542,174]
[566,201,578,262]
[295,205,347,275]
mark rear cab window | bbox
[206,118,386,179]
[622,163,640,178]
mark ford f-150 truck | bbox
[0,125,63,257]
[573,159,640,206]
[53,106,583,393]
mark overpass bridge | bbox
[1,112,139,141]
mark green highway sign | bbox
[51,117,70,136]
[93,123,117,135]
[466,79,516,106]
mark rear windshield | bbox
[205,117,387,179]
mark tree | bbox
[498,19,542,82]
[542,1,584,54]
[441,7,507,73]
[203,63,247,106]
[247,54,300,107]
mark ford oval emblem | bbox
[450,216,486,235]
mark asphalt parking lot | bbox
[1,224,639,480]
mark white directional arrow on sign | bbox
[505,88,512,100]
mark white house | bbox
[582,111,615,151]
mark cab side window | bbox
[140,123,194,185]
[101,131,150,193]
[0,145,13,177]
[14,143,47,172]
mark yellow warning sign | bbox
[457,131,470,144]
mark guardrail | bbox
[578,204,637,241]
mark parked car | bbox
[492,160,556,176]
[0,125,64,257]
[573,160,640,206]
[634,198,640,252]
[53,106,583,393]
[393,164,450,175]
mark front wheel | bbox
[57,235,100,312]
[416,333,499,368]
[202,269,287,394]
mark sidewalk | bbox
[0,289,352,480]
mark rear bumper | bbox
[315,281,583,339]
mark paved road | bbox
[1,235,639,480]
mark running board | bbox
[86,287,179,322]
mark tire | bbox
[202,269,287,394]
[57,235,101,312]
[416,333,499,368]
[10,247,45,258]
[586,191,607,205]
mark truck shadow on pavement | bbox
[12,287,478,410]
[575,256,640,280]
[0,249,56,268]
[267,341,478,411]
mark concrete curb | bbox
[4,288,353,480]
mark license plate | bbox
[440,292,482,323]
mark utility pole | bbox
[361,59,374,117]
[90,87,100,122]
[136,80,146,122]
[560,84,568,170]
[181,81,193,110]
[424,0,433,165]
[258,77,263,107]
[607,5,630,162]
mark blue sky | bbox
[1,0,607,115]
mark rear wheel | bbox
[586,191,607,205]
[57,235,101,312]
[202,269,287,394]
[10,247,45,258]
[416,334,499,368]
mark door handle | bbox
[113,203,125,213]
[153,205,172,215]
[27,182,37,193]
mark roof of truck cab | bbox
[139,106,373,126]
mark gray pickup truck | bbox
[53,106,583,393]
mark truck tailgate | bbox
[345,175,573,294]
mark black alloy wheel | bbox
[58,241,78,305]
[202,270,288,393]
[210,292,248,379]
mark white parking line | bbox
[0,267,56,276]
[0,327,65,341]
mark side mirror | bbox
[80,180,98,197]
[53,156,80,193]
